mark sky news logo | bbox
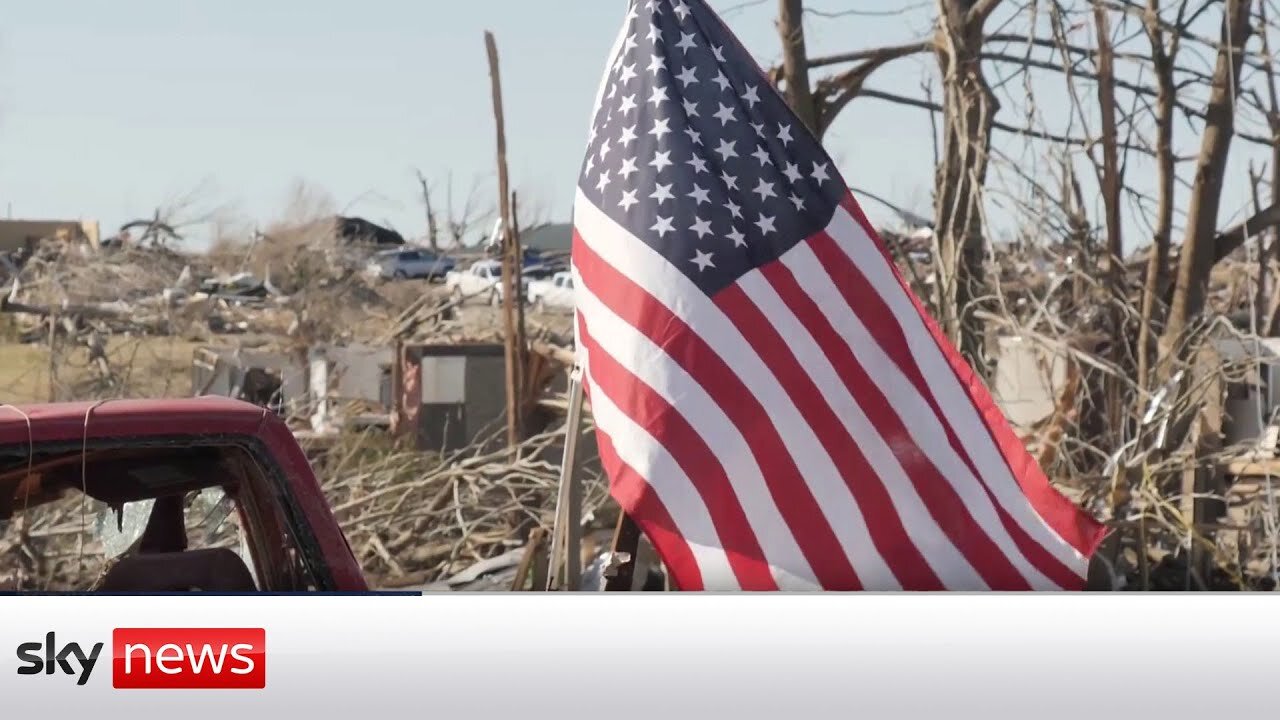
[15,629,265,689]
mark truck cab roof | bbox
[0,396,272,446]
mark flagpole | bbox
[546,365,586,590]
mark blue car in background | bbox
[497,248,566,279]
[365,248,457,281]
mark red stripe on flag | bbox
[712,283,944,590]
[759,259,1032,589]
[574,231,864,589]
[836,194,1104,562]
[577,315,779,590]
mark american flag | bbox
[571,0,1105,590]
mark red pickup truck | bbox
[0,397,367,592]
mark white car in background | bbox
[527,271,575,313]
[445,260,529,306]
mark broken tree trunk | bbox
[415,169,441,255]
[507,193,528,425]
[777,0,818,133]
[485,30,528,450]
[1259,0,1280,336]
[1093,2,1127,447]
[1136,0,1179,390]
[1160,0,1253,367]
[0,295,170,335]
[773,2,932,139]
[1211,200,1280,265]
[932,0,1002,371]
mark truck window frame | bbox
[0,433,338,592]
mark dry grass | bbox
[0,344,47,403]
[0,336,201,405]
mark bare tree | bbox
[773,4,933,139]
[444,173,494,248]
[776,0,818,132]
[415,169,441,254]
[1136,0,1183,390]
[1160,0,1254,367]
[932,0,1002,366]
[1252,0,1280,335]
[758,0,1280,587]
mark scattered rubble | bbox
[0,221,586,590]
[6,210,1280,591]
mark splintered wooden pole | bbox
[47,315,58,402]
[547,370,585,590]
[510,527,546,591]
[485,30,525,449]
[509,192,527,417]
[603,512,643,591]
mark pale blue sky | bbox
[0,1,943,247]
[0,2,1265,251]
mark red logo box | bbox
[112,628,265,689]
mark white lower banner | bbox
[0,593,1270,718]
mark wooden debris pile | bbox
[1,230,405,347]
[0,416,606,591]
[310,419,607,588]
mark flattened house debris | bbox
[389,342,508,453]
[192,346,307,418]
[308,343,394,433]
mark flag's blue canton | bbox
[578,0,846,296]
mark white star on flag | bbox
[690,248,714,270]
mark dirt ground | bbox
[0,336,201,404]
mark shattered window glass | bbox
[1,495,114,591]
[95,498,156,558]
[0,485,257,591]
[185,487,238,549]
[90,487,248,559]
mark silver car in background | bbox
[365,248,456,281]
